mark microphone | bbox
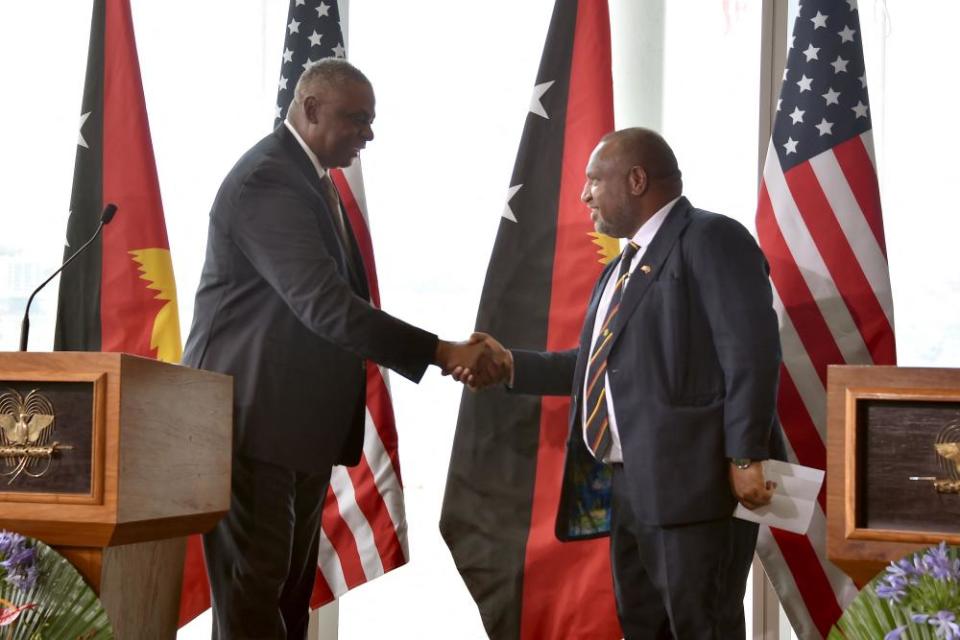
[19,203,119,352]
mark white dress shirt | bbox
[284,119,326,180]
[283,120,351,244]
[583,196,681,463]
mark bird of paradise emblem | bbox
[0,389,70,485]
[909,419,960,494]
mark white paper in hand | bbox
[732,459,824,535]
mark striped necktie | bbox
[583,241,640,460]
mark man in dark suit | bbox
[182,59,486,638]
[462,128,784,638]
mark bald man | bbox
[183,59,487,638]
[466,129,786,638]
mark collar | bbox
[284,119,328,178]
[629,195,682,249]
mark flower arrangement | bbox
[0,530,112,639]
[0,532,39,595]
[830,542,960,640]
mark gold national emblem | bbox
[0,388,71,484]
[909,419,960,494]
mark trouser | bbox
[204,454,331,639]
[610,463,758,640]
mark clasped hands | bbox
[437,335,777,510]
[434,332,512,389]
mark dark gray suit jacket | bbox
[182,125,436,473]
[512,198,785,529]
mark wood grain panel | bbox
[60,538,187,639]
[99,537,186,639]
[114,354,231,532]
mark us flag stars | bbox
[275,0,345,127]
[773,1,873,169]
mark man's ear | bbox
[303,95,321,124]
[628,166,648,196]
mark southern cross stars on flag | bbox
[776,1,870,168]
[502,80,556,223]
[275,0,346,126]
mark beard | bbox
[593,208,629,238]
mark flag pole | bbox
[754,2,790,639]
[758,0,790,185]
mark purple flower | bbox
[876,581,907,603]
[4,562,38,592]
[0,530,38,594]
[921,542,956,582]
[885,625,907,640]
[0,532,25,557]
[926,611,960,640]
[889,557,917,578]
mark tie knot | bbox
[623,241,640,260]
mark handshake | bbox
[434,333,513,390]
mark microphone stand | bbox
[19,204,118,352]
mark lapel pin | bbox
[640,265,652,275]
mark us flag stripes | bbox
[177,0,407,625]
[273,0,411,608]
[754,1,894,637]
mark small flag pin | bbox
[640,265,652,274]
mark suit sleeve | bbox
[688,216,781,460]
[225,165,437,383]
[510,348,579,396]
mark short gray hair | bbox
[293,58,370,104]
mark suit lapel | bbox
[276,126,368,296]
[610,198,693,340]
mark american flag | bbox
[276,0,410,606]
[755,0,894,637]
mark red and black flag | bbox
[56,0,190,624]
[439,1,621,638]
[55,0,180,363]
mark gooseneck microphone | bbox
[19,203,119,352]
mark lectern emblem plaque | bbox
[0,389,72,484]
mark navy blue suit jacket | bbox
[182,125,437,473]
[511,198,785,531]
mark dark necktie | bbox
[319,172,352,252]
[583,241,640,460]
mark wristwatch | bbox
[730,457,752,470]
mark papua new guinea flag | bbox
[439,1,622,638]
[54,0,181,364]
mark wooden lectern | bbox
[0,352,232,638]
[827,365,960,586]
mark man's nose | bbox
[580,181,591,203]
[362,125,374,142]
